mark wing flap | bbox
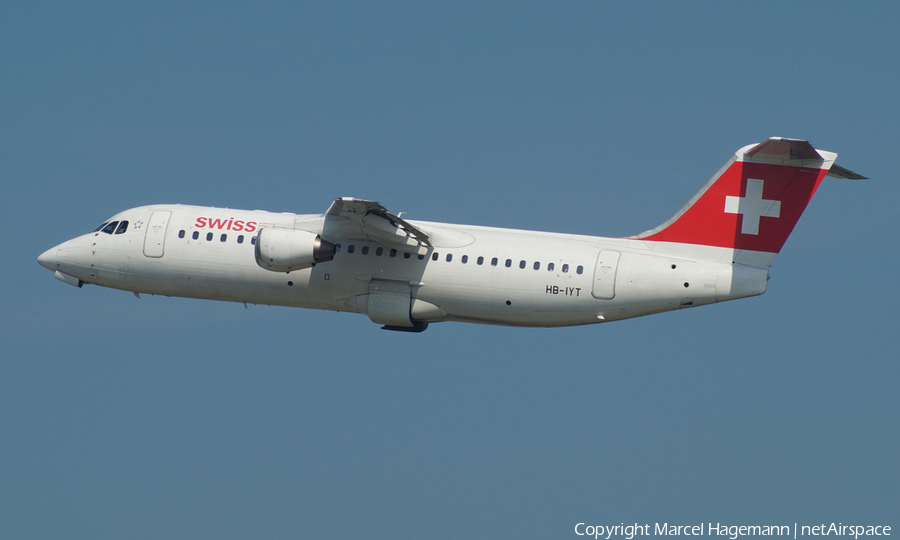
[325,198,431,254]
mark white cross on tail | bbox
[724,178,781,235]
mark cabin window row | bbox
[177,229,256,245]
[345,244,425,259]
[171,232,584,274]
[343,244,584,274]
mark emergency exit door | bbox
[592,250,620,300]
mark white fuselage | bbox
[40,138,858,331]
[42,204,767,328]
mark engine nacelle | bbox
[254,228,336,273]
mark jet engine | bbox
[254,228,336,272]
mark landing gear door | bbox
[143,210,171,258]
[366,279,413,328]
[592,250,620,300]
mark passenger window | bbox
[577,265,584,274]
[519,260,526,269]
[251,236,256,245]
[491,257,498,266]
[220,234,227,242]
[178,230,185,239]
[114,221,128,234]
[432,252,439,261]
[505,259,512,268]
[548,262,555,271]
[376,247,383,256]
[446,254,452,262]
[347,245,355,254]
[461,255,468,264]
[390,249,397,257]
[533,261,540,270]
[477,256,484,265]
[334,244,341,253]
[101,221,119,234]
[562,264,569,273]
[237,235,244,244]
[417,254,425,260]
[206,232,213,241]
[192,231,199,240]
[362,246,369,255]
[403,252,411,259]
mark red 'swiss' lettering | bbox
[193,216,258,232]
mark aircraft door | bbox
[592,250,620,300]
[143,210,172,258]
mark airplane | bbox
[38,137,864,332]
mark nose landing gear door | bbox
[143,210,172,258]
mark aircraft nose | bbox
[38,246,58,271]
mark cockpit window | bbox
[93,222,110,232]
[114,221,128,234]
[101,221,119,234]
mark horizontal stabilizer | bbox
[826,163,867,180]
[745,137,866,179]
[745,138,822,161]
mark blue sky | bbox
[2,2,897,538]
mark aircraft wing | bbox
[324,197,431,254]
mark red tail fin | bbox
[636,138,859,255]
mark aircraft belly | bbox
[416,283,494,323]
[122,248,349,311]
[409,268,596,327]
